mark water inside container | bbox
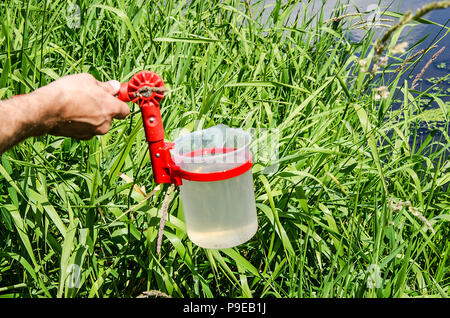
[171,125,257,249]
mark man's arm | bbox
[0,73,130,154]
[0,93,43,154]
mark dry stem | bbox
[394,45,437,73]
[370,1,450,74]
[411,46,445,90]
[156,185,175,254]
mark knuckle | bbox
[96,123,111,135]
[82,72,94,79]
[122,103,130,115]
[79,73,96,82]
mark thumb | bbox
[99,80,121,95]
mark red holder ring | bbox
[172,148,253,182]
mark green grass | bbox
[0,0,449,298]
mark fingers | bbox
[98,79,130,119]
[95,122,111,135]
[107,80,121,95]
[98,79,121,95]
[106,95,130,119]
[113,105,130,119]
[46,74,131,140]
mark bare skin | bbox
[0,73,130,154]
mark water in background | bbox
[256,0,449,93]
[255,0,449,158]
[182,0,449,157]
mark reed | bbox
[0,0,448,298]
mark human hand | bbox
[33,73,130,140]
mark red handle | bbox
[118,70,182,185]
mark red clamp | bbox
[117,71,182,185]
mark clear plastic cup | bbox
[171,125,258,249]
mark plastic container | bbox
[171,125,258,249]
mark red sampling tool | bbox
[118,70,253,186]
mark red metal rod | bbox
[117,70,181,185]
[118,70,252,186]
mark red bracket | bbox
[118,71,182,185]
